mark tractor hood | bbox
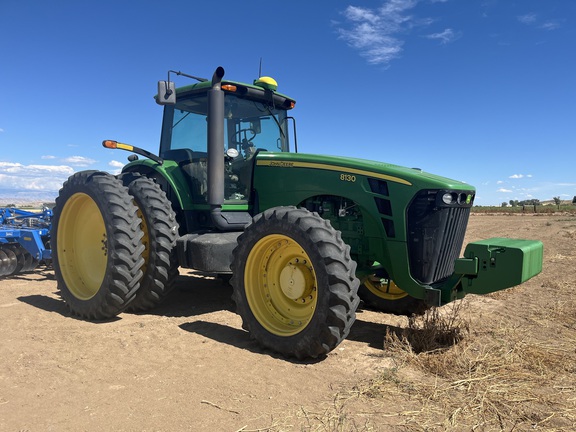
[255,152,475,192]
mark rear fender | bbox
[122,159,193,211]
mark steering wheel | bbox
[234,128,256,144]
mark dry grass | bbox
[265,296,576,432]
[260,216,576,431]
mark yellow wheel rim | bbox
[363,276,408,301]
[57,193,107,300]
[245,234,318,336]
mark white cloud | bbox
[62,156,97,166]
[109,160,124,168]
[41,155,56,160]
[0,162,74,193]
[541,21,561,31]
[0,128,4,133]
[509,174,524,179]
[496,180,504,184]
[336,1,460,65]
[426,28,459,44]
[518,13,537,25]
[497,188,512,193]
[108,160,124,175]
[517,13,561,31]
[0,162,73,175]
[337,0,420,65]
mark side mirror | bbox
[156,81,176,105]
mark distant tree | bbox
[572,196,576,205]
[501,202,508,207]
[509,199,516,207]
[521,199,540,206]
[553,196,562,209]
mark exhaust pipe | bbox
[207,66,225,210]
[207,66,251,231]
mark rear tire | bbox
[120,173,179,312]
[231,206,360,359]
[51,171,145,320]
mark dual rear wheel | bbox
[51,171,178,320]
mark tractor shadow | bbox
[6,267,55,281]
[347,314,397,350]
[144,271,235,318]
[17,270,231,323]
[178,320,325,364]
[16,268,402,358]
[166,271,402,359]
[17,293,122,322]
[18,293,69,317]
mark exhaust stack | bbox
[207,67,251,231]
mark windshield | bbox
[163,93,290,156]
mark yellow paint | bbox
[117,143,134,151]
[257,160,412,186]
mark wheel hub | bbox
[279,260,313,301]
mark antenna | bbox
[258,58,262,78]
[168,70,207,83]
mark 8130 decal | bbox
[340,173,356,182]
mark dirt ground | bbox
[1,214,574,431]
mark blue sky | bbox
[1,0,574,205]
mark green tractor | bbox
[51,66,543,359]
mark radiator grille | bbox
[407,190,472,284]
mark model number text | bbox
[340,174,356,182]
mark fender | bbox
[122,159,193,211]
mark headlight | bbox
[442,192,456,205]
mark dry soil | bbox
[0,214,574,431]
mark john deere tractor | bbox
[51,66,543,359]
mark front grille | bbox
[407,190,473,284]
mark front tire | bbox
[359,275,428,316]
[51,171,145,320]
[231,206,360,359]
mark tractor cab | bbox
[157,72,296,208]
